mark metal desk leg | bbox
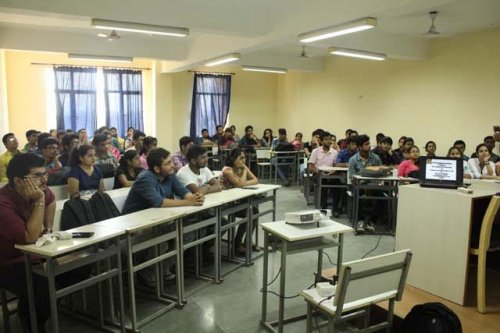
[278,240,287,333]
[316,250,323,284]
[24,254,38,333]
[272,189,277,221]
[316,175,322,209]
[115,238,126,333]
[214,210,221,283]
[47,259,59,333]
[246,198,253,265]
[177,219,186,304]
[260,231,269,324]
[126,234,138,332]
[306,303,313,333]
[337,234,344,269]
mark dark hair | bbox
[25,129,38,139]
[201,128,208,133]
[484,135,495,142]
[230,125,236,130]
[447,146,462,157]
[475,143,488,154]
[453,139,466,147]
[78,128,86,134]
[346,137,357,145]
[278,128,286,135]
[147,148,170,171]
[133,130,146,141]
[263,128,273,138]
[179,136,194,150]
[2,133,15,144]
[244,125,253,133]
[37,132,51,143]
[127,126,134,132]
[7,153,45,184]
[398,136,407,142]
[224,128,232,133]
[380,136,393,145]
[143,136,157,148]
[403,137,414,146]
[92,134,108,146]
[425,141,436,150]
[65,129,74,134]
[186,145,207,162]
[355,134,370,147]
[320,131,331,141]
[409,145,420,152]
[62,134,79,149]
[70,145,95,167]
[376,133,385,143]
[295,132,303,138]
[39,137,59,150]
[110,127,117,131]
[226,147,244,167]
[349,130,358,137]
[57,130,66,139]
[216,125,223,130]
[119,150,139,169]
[312,129,324,137]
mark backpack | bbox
[60,197,97,230]
[275,142,294,152]
[89,192,121,222]
[359,167,392,178]
[402,302,462,333]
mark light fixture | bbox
[328,47,386,61]
[91,18,189,37]
[242,65,287,74]
[68,54,133,63]
[298,17,377,43]
[205,53,241,67]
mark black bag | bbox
[359,167,392,178]
[89,192,121,222]
[402,302,462,333]
[274,142,294,152]
[60,197,97,230]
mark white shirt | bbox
[309,147,338,168]
[467,158,496,179]
[177,165,215,188]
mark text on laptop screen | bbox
[424,159,457,181]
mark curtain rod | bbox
[188,70,235,75]
[31,62,151,71]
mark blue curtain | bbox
[54,66,97,133]
[103,69,143,137]
[190,74,231,138]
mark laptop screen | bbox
[419,157,463,188]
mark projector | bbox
[285,209,329,225]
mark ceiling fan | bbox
[424,11,440,36]
[299,45,309,58]
[98,30,121,41]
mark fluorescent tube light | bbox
[205,53,241,67]
[92,18,189,37]
[242,65,287,74]
[68,54,133,63]
[299,18,377,43]
[329,47,386,61]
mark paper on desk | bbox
[35,231,73,247]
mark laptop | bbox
[419,156,463,189]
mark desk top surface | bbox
[15,224,124,257]
[260,220,353,241]
[401,183,498,198]
[318,166,348,172]
[353,175,401,181]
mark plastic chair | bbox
[469,194,500,313]
[301,249,412,333]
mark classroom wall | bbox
[276,28,500,156]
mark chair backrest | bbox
[478,194,500,251]
[48,185,69,200]
[212,146,219,155]
[103,177,114,191]
[256,149,270,160]
[333,249,412,318]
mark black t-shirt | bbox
[114,166,144,189]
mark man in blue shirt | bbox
[335,137,358,167]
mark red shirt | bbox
[0,184,54,266]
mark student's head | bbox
[409,145,420,161]
[331,134,337,145]
[349,130,358,138]
[186,145,208,169]
[92,134,110,154]
[119,150,141,169]
[49,129,57,138]
[2,133,18,152]
[398,136,407,149]
[263,128,273,138]
[142,136,158,154]
[61,134,79,152]
[57,130,66,141]
[109,127,118,137]
[224,128,233,139]
[216,125,224,135]
[7,153,47,190]
[425,141,436,154]
[201,128,210,138]
[376,133,385,145]
[484,136,495,151]
[39,138,60,161]
[133,130,146,151]
[95,126,109,136]
[355,134,371,153]
[25,129,38,145]
[403,137,414,152]
[127,127,134,137]
[65,129,74,134]
[226,147,245,168]
[278,128,287,140]
[453,140,466,154]
[294,132,303,141]
[447,146,462,158]
[379,136,393,152]
[36,133,51,146]
[78,128,87,141]
[320,131,332,148]
[347,137,357,152]
[312,129,324,139]
[345,129,353,138]
[70,144,96,168]
[147,148,173,177]
[475,143,491,159]
[179,136,194,153]
[230,125,237,134]
[245,125,253,136]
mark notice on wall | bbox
[425,159,457,181]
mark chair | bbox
[48,184,69,200]
[103,177,114,191]
[469,194,500,313]
[1,289,17,333]
[256,149,272,180]
[301,249,412,333]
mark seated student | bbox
[303,129,323,158]
[239,125,261,148]
[125,130,146,153]
[337,129,352,150]
[425,141,437,158]
[109,127,125,154]
[39,137,65,185]
[398,145,420,177]
[78,128,89,146]
[372,136,398,166]
[330,133,339,151]
[393,136,407,159]
[22,129,38,153]
[92,134,119,178]
[221,148,259,254]
[196,128,215,146]
[172,136,194,173]
[212,125,225,146]
[114,150,143,189]
[230,125,241,143]
[139,136,158,170]
[447,146,474,179]
[291,132,304,151]
[400,137,415,160]
[0,133,21,182]
[0,154,55,332]
[335,137,357,167]
[471,136,500,163]
[271,128,293,186]
[373,133,385,150]
[67,145,105,198]
[219,128,237,148]
[468,143,499,179]
[453,139,469,161]
[59,133,79,167]
[124,127,135,150]
[177,145,223,195]
[348,134,383,232]
[261,128,274,148]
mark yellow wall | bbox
[276,28,500,156]
[3,50,153,145]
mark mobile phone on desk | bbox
[72,232,95,238]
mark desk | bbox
[395,183,499,305]
[270,151,303,185]
[260,220,353,333]
[315,166,348,213]
[15,224,126,333]
[351,175,400,234]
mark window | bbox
[190,73,231,138]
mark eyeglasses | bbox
[24,172,49,180]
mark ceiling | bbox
[0,0,499,73]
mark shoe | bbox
[163,268,176,281]
[252,245,261,252]
[137,273,156,288]
[282,181,291,187]
[356,221,365,232]
[364,221,375,232]
[236,245,246,256]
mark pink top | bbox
[309,147,338,169]
[140,153,148,170]
[398,159,419,177]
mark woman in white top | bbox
[467,144,499,179]
[447,146,473,179]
